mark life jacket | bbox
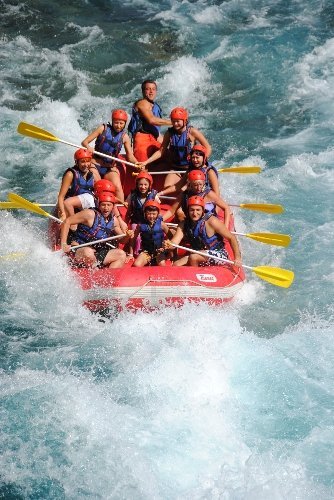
[128,101,162,139]
[168,125,193,166]
[128,189,158,224]
[139,216,164,255]
[184,213,224,251]
[64,167,94,198]
[188,162,219,190]
[75,209,115,244]
[94,123,125,163]
[181,188,215,215]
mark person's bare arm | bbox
[128,226,140,256]
[161,222,174,240]
[91,169,101,182]
[207,191,231,228]
[137,99,171,127]
[57,171,74,220]
[162,197,182,221]
[157,174,187,197]
[81,125,104,152]
[123,133,137,165]
[60,209,94,251]
[208,217,241,266]
[163,222,185,249]
[140,131,171,167]
[124,194,132,223]
[190,128,212,157]
[207,169,220,195]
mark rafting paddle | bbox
[166,224,291,247]
[171,243,294,288]
[0,252,27,261]
[1,200,284,214]
[17,121,136,168]
[1,235,126,261]
[217,166,261,174]
[141,199,284,214]
[232,231,291,247]
[0,201,57,210]
[229,203,284,214]
[55,234,126,253]
[132,165,261,176]
[7,193,62,223]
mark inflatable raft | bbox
[49,164,245,313]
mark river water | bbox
[0,0,333,498]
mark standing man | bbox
[128,80,171,162]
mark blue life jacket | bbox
[168,125,193,166]
[139,216,164,255]
[75,209,115,244]
[128,101,162,139]
[129,189,158,224]
[188,162,219,190]
[184,213,224,251]
[94,123,125,163]
[64,167,94,198]
[181,188,216,215]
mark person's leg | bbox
[188,253,207,266]
[163,172,183,189]
[74,247,97,267]
[172,255,190,266]
[133,251,151,267]
[104,170,124,202]
[103,248,127,268]
[156,252,166,266]
[63,196,81,217]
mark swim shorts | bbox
[78,193,95,209]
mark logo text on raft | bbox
[196,274,217,283]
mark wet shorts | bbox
[94,245,110,268]
[93,155,126,178]
[141,249,167,266]
[78,193,95,209]
[206,248,228,266]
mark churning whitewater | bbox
[0,0,333,498]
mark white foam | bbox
[160,56,212,109]
[290,37,334,118]
[192,6,223,25]
[1,305,333,497]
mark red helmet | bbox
[170,107,188,122]
[188,170,205,182]
[74,148,92,161]
[143,200,160,212]
[112,109,127,122]
[94,179,116,195]
[187,195,205,209]
[136,171,153,188]
[98,192,116,204]
[190,144,207,161]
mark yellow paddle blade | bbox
[247,232,291,247]
[218,166,261,174]
[252,266,294,288]
[7,193,51,218]
[239,203,284,214]
[0,252,26,261]
[17,122,59,142]
[0,201,23,210]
